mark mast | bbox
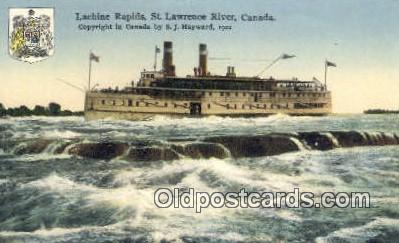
[88,51,100,91]
[324,59,327,91]
[324,60,336,91]
[88,51,92,91]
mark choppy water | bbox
[0,114,399,242]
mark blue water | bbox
[0,114,398,242]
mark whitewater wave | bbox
[316,217,399,243]
[6,116,84,123]
[4,153,72,162]
[25,174,84,190]
[1,115,399,242]
[42,130,82,139]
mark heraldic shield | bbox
[9,8,54,63]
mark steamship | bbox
[84,41,332,121]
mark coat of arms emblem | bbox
[9,8,54,63]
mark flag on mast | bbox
[281,53,296,59]
[326,60,336,67]
[324,59,336,91]
[88,51,99,91]
[90,52,100,62]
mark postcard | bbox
[0,0,398,242]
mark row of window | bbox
[101,99,185,108]
[218,92,326,98]
[220,103,290,110]
[99,99,325,110]
[138,90,326,98]
[142,73,156,78]
[155,78,325,92]
[294,103,326,109]
[156,79,273,91]
[104,87,327,99]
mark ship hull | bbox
[84,89,332,121]
[84,110,329,121]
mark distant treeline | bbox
[364,109,399,114]
[0,102,83,117]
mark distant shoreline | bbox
[364,109,399,114]
[0,102,83,117]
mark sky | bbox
[0,0,398,113]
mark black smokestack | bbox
[199,43,207,76]
[163,41,175,76]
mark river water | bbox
[0,114,398,242]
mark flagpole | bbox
[88,51,92,91]
[324,60,327,91]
